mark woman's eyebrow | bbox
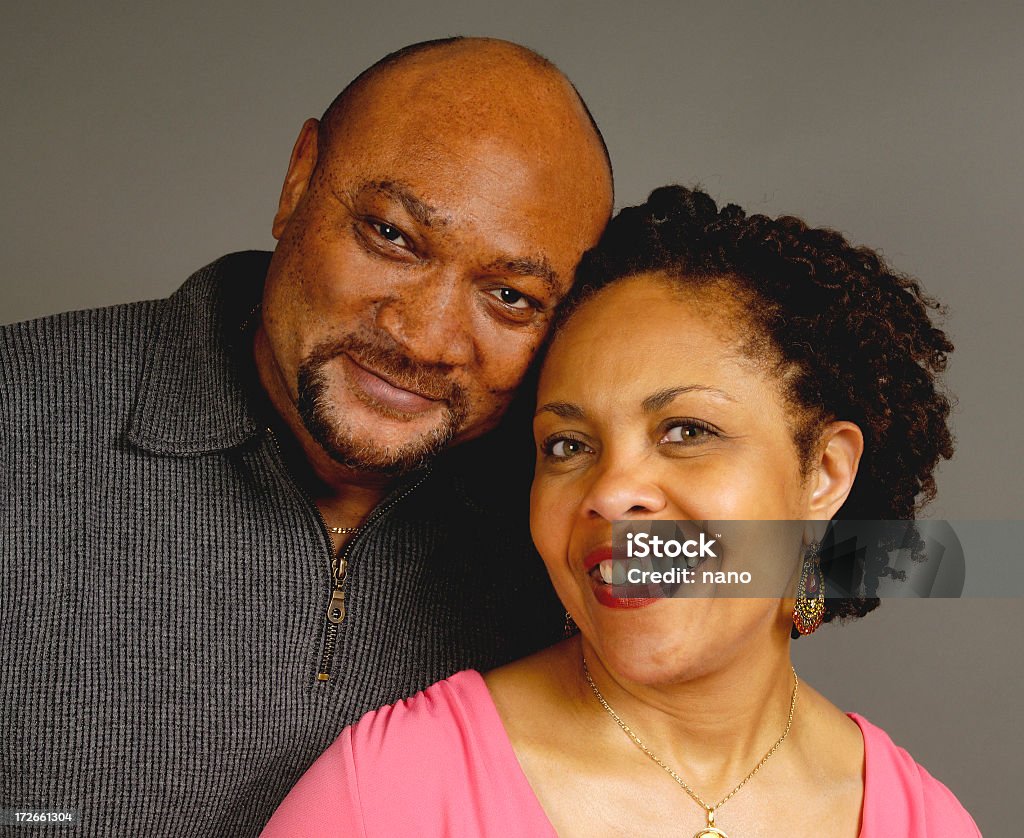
[535,401,586,420]
[641,385,736,413]
[536,386,735,419]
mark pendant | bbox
[693,808,730,838]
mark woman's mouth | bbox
[581,547,659,609]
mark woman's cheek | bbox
[530,481,574,569]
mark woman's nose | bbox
[580,461,668,521]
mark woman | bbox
[261,186,978,837]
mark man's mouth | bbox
[344,353,446,416]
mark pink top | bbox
[261,670,980,838]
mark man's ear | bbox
[807,421,864,519]
[272,118,320,240]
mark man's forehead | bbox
[332,41,577,127]
[322,43,609,184]
[315,39,612,241]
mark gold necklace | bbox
[582,656,799,838]
[327,526,359,534]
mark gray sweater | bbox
[0,252,562,836]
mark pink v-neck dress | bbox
[260,670,979,837]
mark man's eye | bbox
[660,422,716,444]
[488,287,535,310]
[371,222,408,248]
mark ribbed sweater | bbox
[0,252,562,837]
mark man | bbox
[0,38,613,836]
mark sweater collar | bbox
[126,251,272,455]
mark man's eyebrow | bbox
[350,183,559,294]
[354,180,449,228]
[482,256,559,297]
[641,385,737,413]
[535,401,586,420]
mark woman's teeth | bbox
[591,554,703,585]
[593,559,639,585]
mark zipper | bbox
[263,426,430,683]
[315,468,431,681]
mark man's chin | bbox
[304,414,459,476]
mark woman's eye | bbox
[371,221,408,248]
[488,287,535,310]
[660,422,715,444]
[544,437,593,459]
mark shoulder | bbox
[852,714,981,837]
[1,298,162,367]
[0,299,161,430]
[263,671,553,838]
[346,669,499,760]
[346,670,539,808]
[0,250,268,381]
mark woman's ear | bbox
[807,421,864,519]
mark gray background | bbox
[3,1,1021,833]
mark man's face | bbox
[257,70,611,476]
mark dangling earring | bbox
[563,610,579,638]
[792,540,825,638]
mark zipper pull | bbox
[327,589,346,624]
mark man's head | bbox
[256,37,614,477]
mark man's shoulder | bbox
[0,251,271,405]
[0,298,165,397]
[2,297,162,354]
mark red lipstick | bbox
[581,546,658,610]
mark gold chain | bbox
[327,526,359,534]
[582,656,798,827]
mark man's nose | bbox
[581,458,668,522]
[375,270,476,367]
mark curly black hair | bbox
[556,185,955,624]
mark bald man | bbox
[0,38,613,837]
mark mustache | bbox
[300,332,465,404]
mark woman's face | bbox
[530,274,848,683]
